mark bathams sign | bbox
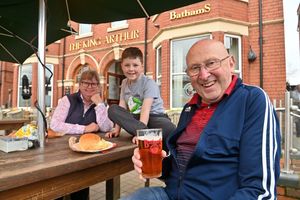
[170,3,211,20]
[69,30,139,51]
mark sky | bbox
[283,0,300,85]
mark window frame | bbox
[170,34,211,109]
[224,34,242,78]
[18,64,32,108]
[155,45,162,93]
[76,23,93,39]
[107,20,128,32]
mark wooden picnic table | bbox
[0,134,136,200]
[0,118,30,131]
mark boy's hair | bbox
[79,69,100,84]
[121,47,143,64]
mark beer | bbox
[137,129,162,178]
[138,136,162,178]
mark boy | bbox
[106,47,176,149]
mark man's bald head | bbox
[187,39,229,62]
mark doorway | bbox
[107,62,125,105]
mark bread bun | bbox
[79,133,109,150]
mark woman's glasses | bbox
[80,81,99,88]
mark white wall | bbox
[283,1,300,85]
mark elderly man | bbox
[123,39,281,200]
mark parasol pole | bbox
[136,0,150,18]
[37,0,46,148]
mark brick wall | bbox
[159,40,171,109]
[277,186,300,200]
[279,158,300,199]
[0,63,14,107]
[247,0,285,101]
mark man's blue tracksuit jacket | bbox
[162,78,281,200]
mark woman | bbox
[50,69,113,134]
[51,69,113,200]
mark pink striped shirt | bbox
[50,95,113,134]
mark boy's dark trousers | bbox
[108,104,176,150]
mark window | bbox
[77,24,92,38]
[76,65,91,83]
[156,46,162,93]
[45,64,53,108]
[170,35,210,108]
[107,20,128,32]
[224,35,242,77]
[111,20,127,28]
[107,62,125,105]
[18,64,32,107]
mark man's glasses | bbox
[186,55,231,77]
[80,81,99,88]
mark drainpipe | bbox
[259,0,263,88]
[144,17,148,74]
[62,38,66,97]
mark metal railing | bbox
[274,92,300,174]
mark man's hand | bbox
[132,147,167,181]
[105,129,120,138]
[132,136,138,144]
[84,122,99,133]
[132,148,145,181]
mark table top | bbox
[0,134,136,192]
[0,118,30,124]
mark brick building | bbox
[0,0,286,110]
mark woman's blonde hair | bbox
[79,69,100,84]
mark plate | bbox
[68,136,116,153]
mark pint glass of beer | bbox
[137,128,162,178]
